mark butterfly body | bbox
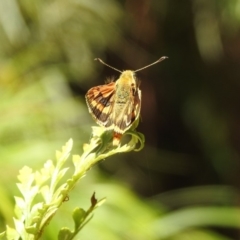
[86,70,141,146]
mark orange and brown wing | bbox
[85,82,115,128]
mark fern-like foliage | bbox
[0,125,144,240]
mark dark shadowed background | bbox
[0,0,240,239]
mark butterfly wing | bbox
[85,82,115,128]
[112,88,141,145]
[130,87,141,124]
[113,88,141,134]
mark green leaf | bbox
[13,218,25,238]
[72,155,81,168]
[58,228,73,240]
[94,198,106,208]
[17,166,34,184]
[6,226,19,240]
[55,168,69,184]
[2,121,144,239]
[73,208,86,230]
[0,232,5,238]
[25,225,37,234]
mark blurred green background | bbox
[1,0,240,239]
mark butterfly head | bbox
[118,70,136,85]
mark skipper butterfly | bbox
[85,56,168,146]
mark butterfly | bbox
[85,56,168,146]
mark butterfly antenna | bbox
[134,56,168,73]
[95,58,122,73]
